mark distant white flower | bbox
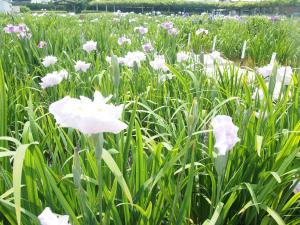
[40,70,68,89]
[118,36,131,45]
[177,51,189,63]
[158,73,174,83]
[117,57,125,65]
[134,26,148,34]
[150,55,169,72]
[168,28,178,36]
[90,18,99,23]
[272,82,283,100]
[256,64,273,78]
[58,69,69,79]
[254,110,268,119]
[129,18,136,23]
[253,82,282,101]
[276,66,293,85]
[211,115,240,155]
[257,64,293,85]
[293,181,300,194]
[123,51,146,67]
[42,56,57,67]
[195,28,208,36]
[210,51,221,60]
[106,56,126,65]
[203,51,227,66]
[106,56,125,65]
[38,207,71,225]
[74,60,90,72]
[83,40,97,53]
[49,91,128,134]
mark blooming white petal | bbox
[203,51,226,67]
[123,51,146,67]
[74,60,90,72]
[118,36,131,45]
[38,207,71,225]
[177,51,189,63]
[106,52,146,67]
[272,82,283,100]
[42,56,57,67]
[253,82,282,101]
[150,55,169,72]
[256,64,273,79]
[168,28,178,36]
[49,91,128,134]
[40,71,64,89]
[83,40,97,53]
[158,74,174,83]
[276,66,293,85]
[195,28,209,36]
[211,115,240,155]
[58,69,69,79]
[257,64,293,86]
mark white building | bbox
[0,0,12,13]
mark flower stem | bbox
[93,133,104,225]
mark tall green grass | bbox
[0,12,299,225]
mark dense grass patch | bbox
[0,12,299,225]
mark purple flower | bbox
[161,21,173,30]
[142,42,153,52]
[4,23,31,40]
[38,41,47,49]
[134,26,148,35]
[269,16,280,22]
[17,24,29,33]
[168,28,178,36]
[4,24,14,33]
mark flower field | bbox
[0,12,300,225]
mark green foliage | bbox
[0,12,299,225]
[19,6,31,13]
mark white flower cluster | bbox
[254,64,293,101]
[106,51,146,68]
